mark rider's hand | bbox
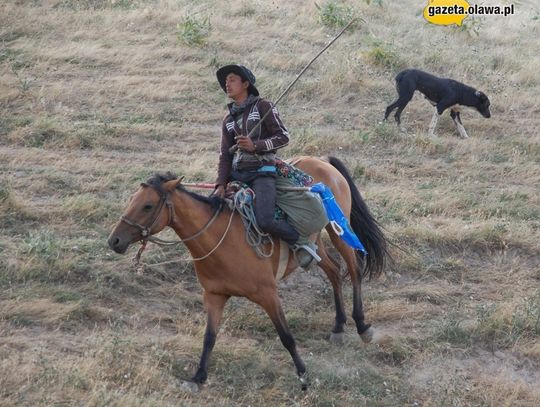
[213,185,225,199]
[235,136,256,153]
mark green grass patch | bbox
[432,294,540,350]
[371,338,414,366]
[22,229,63,264]
[5,117,90,148]
[177,14,211,47]
[0,116,33,136]
[315,1,358,30]
[0,48,33,70]
[288,127,322,155]
[433,309,472,346]
[462,223,508,250]
[53,290,83,303]
[62,194,114,224]
[409,135,447,155]
[366,43,405,71]
[2,231,97,284]
[53,0,139,10]
[371,122,399,143]
[475,294,540,347]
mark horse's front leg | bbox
[190,292,229,387]
[256,291,308,390]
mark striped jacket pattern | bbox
[216,97,290,186]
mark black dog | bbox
[384,69,491,138]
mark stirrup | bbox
[293,242,321,269]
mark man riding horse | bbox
[213,64,319,267]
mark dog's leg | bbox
[428,109,439,136]
[391,79,415,127]
[450,109,469,139]
[384,101,400,121]
[394,106,406,126]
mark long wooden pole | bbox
[229,18,358,153]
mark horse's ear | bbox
[174,176,184,189]
[164,177,183,191]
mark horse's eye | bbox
[143,204,153,212]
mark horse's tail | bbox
[327,156,388,279]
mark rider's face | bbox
[225,73,249,101]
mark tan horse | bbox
[108,156,388,390]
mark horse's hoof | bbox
[360,327,375,344]
[180,380,200,393]
[329,332,345,345]
[299,372,310,391]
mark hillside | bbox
[1,0,539,406]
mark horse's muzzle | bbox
[108,234,128,254]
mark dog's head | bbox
[474,90,491,118]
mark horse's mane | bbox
[146,172,224,212]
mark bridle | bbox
[118,184,226,267]
[120,189,174,240]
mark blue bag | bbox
[310,182,367,255]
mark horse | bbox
[108,156,388,390]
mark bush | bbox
[22,229,63,264]
[177,15,211,47]
[366,44,404,71]
[315,1,356,29]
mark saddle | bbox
[226,160,326,267]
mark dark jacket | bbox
[216,97,290,186]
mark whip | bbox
[230,18,359,153]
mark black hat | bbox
[216,64,259,96]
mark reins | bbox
[150,204,222,246]
[120,18,359,271]
[188,207,235,261]
[119,185,234,271]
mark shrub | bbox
[372,121,398,143]
[315,1,356,29]
[177,15,211,47]
[366,44,404,71]
[22,229,63,264]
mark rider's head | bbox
[216,65,259,102]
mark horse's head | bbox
[108,175,182,254]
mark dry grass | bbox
[1,0,539,405]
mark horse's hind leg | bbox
[327,228,374,344]
[190,292,229,387]
[316,237,347,344]
[255,291,308,390]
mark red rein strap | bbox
[182,181,310,192]
[182,182,216,189]
[133,240,148,274]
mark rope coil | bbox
[231,187,274,258]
